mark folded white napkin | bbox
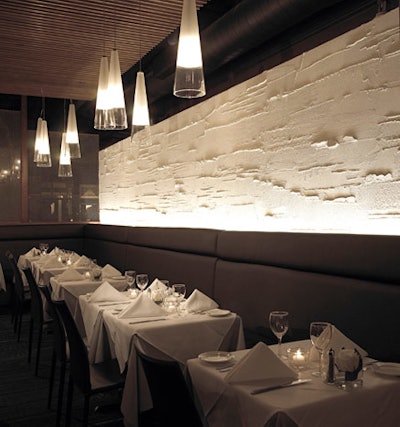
[49,247,59,256]
[43,256,62,268]
[185,289,219,313]
[118,293,166,319]
[24,247,39,257]
[88,281,130,303]
[73,255,91,267]
[102,264,121,278]
[310,325,368,361]
[225,342,297,386]
[148,278,168,291]
[69,252,81,263]
[57,268,84,282]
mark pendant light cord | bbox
[139,0,142,71]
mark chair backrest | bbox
[136,348,203,427]
[6,250,25,302]
[23,268,43,323]
[39,285,68,363]
[53,300,91,393]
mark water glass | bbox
[269,310,289,358]
[124,270,136,290]
[136,274,149,292]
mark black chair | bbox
[53,300,125,427]
[39,284,69,427]
[23,267,53,375]
[6,251,30,341]
[136,347,203,427]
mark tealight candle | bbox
[293,349,305,364]
[287,347,309,371]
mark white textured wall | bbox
[100,10,400,235]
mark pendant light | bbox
[94,55,115,129]
[58,132,73,177]
[132,0,150,138]
[34,95,52,167]
[35,117,52,167]
[33,117,43,163]
[66,101,81,158]
[108,48,128,129]
[173,0,205,98]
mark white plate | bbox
[372,362,400,377]
[207,309,231,317]
[111,275,125,280]
[198,351,234,364]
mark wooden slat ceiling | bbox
[0,0,209,101]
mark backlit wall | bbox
[99,9,400,235]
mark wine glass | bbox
[173,284,186,314]
[269,311,289,358]
[39,243,49,256]
[136,274,149,292]
[124,270,136,290]
[310,321,332,377]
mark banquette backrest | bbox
[213,231,400,361]
[83,225,219,297]
[1,223,399,362]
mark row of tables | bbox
[17,248,400,427]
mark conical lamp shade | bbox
[58,132,73,177]
[66,103,81,158]
[108,49,128,129]
[33,117,43,162]
[94,56,115,130]
[132,71,150,136]
[36,119,52,167]
[173,0,205,98]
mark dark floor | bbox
[0,293,127,427]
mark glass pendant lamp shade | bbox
[66,103,81,158]
[58,132,73,177]
[132,71,150,135]
[94,56,115,130]
[33,117,43,162]
[173,0,205,98]
[108,49,128,129]
[36,118,52,168]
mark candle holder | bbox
[287,346,310,372]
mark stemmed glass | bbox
[39,243,49,256]
[310,321,332,377]
[136,274,149,293]
[124,270,136,291]
[173,284,186,314]
[269,311,289,358]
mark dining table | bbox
[187,341,400,427]
[78,292,246,427]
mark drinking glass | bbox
[173,283,186,300]
[136,274,149,292]
[269,311,289,358]
[173,284,186,315]
[310,321,332,377]
[39,243,49,256]
[124,270,136,290]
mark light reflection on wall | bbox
[99,10,400,236]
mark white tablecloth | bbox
[187,342,400,427]
[79,295,245,427]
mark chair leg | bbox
[48,350,56,409]
[17,310,22,342]
[56,361,66,427]
[35,326,43,376]
[66,374,74,427]
[28,318,34,363]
